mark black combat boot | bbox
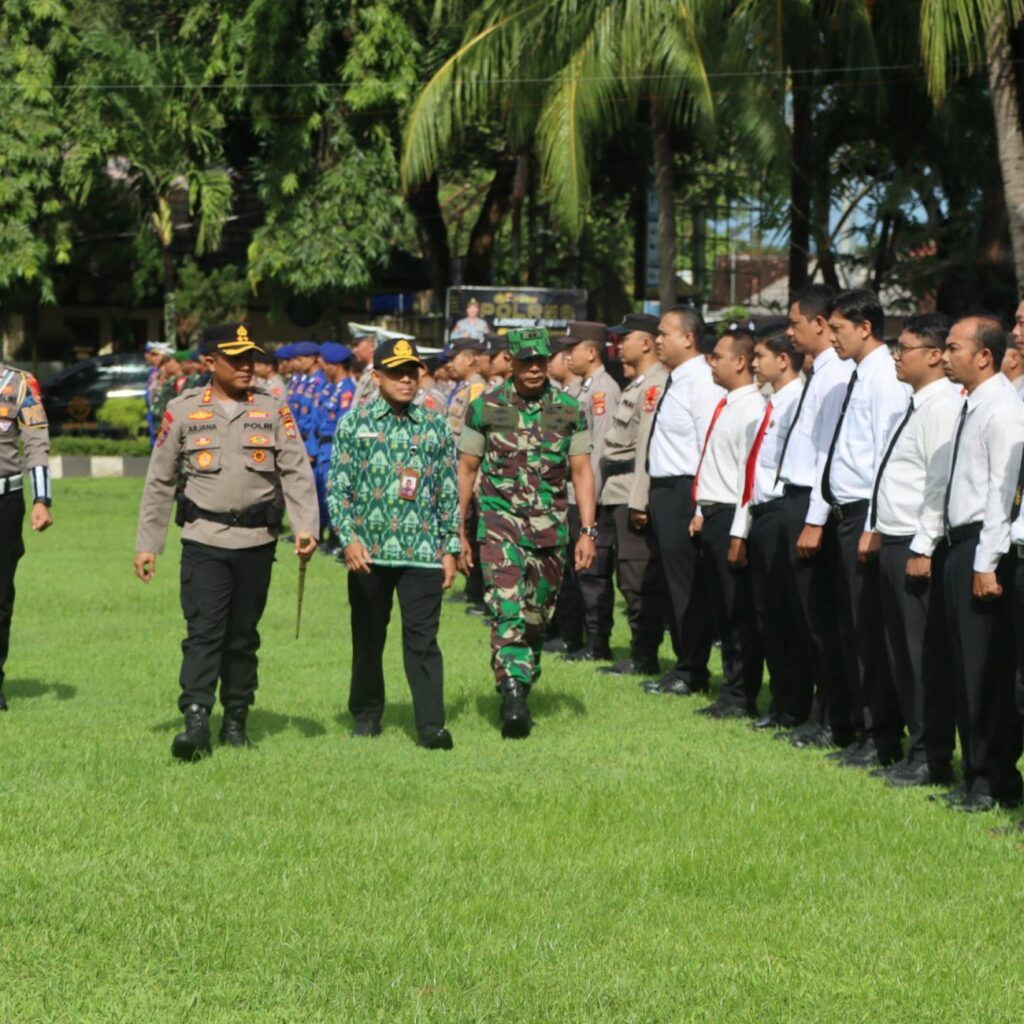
[0,690,7,712]
[171,703,212,762]
[499,679,531,739]
[219,707,254,748]
[563,636,612,662]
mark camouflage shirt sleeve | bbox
[457,397,486,457]
[568,405,592,457]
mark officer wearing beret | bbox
[458,327,597,739]
[135,323,319,760]
[351,332,380,408]
[291,341,324,442]
[0,363,53,711]
[328,338,460,748]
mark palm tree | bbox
[919,0,1024,292]
[402,0,718,307]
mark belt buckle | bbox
[227,510,242,527]
[831,503,844,522]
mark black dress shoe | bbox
[543,637,583,656]
[218,707,255,748]
[0,691,7,712]
[499,680,531,739]
[465,604,487,617]
[642,672,707,696]
[598,657,660,677]
[563,639,613,662]
[885,759,954,788]
[697,701,755,720]
[783,723,835,749]
[953,791,1021,813]
[418,727,454,750]
[835,738,901,770]
[751,712,804,731]
[929,781,968,805]
[172,704,212,762]
[351,719,383,738]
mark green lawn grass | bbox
[3,478,1024,1023]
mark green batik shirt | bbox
[327,398,461,568]
[458,380,591,549]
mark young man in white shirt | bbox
[816,289,909,770]
[916,316,1024,812]
[730,326,811,730]
[689,329,765,718]
[870,314,959,787]
[642,307,723,696]
[776,284,854,750]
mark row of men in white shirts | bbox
[644,286,1024,814]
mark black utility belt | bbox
[601,458,635,478]
[749,497,785,518]
[782,484,811,497]
[829,498,869,522]
[946,522,983,546]
[650,474,693,489]
[699,502,736,519]
[176,496,284,529]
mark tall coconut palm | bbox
[919,0,1024,292]
[402,0,719,307]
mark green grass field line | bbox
[3,479,1024,1022]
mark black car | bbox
[42,353,150,433]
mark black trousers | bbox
[878,537,955,766]
[699,506,763,708]
[178,540,276,713]
[747,501,811,718]
[551,505,585,646]
[611,503,665,661]
[944,533,1022,800]
[576,504,615,643]
[348,565,446,736]
[833,508,902,754]
[1016,555,1024,716]
[648,476,712,686]
[464,500,484,604]
[0,491,26,691]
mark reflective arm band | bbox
[30,465,51,503]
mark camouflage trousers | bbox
[481,539,565,689]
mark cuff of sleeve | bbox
[444,534,462,555]
[805,503,828,527]
[973,550,1001,574]
[910,534,937,557]
[336,527,355,549]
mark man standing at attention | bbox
[328,338,460,749]
[457,328,597,739]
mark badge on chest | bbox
[398,467,421,501]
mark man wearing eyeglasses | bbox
[871,314,961,788]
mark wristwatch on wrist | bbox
[580,525,599,539]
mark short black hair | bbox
[830,288,885,339]
[901,313,952,348]
[699,330,718,355]
[668,305,705,340]
[970,315,1008,366]
[755,326,805,374]
[722,329,756,366]
[793,283,836,322]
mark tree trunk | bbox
[511,154,529,284]
[464,155,517,286]
[789,69,813,296]
[986,11,1024,296]
[406,173,451,310]
[651,109,677,310]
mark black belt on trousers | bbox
[749,497,785,518]
[699,502,735,519]
[782,484,811,497]
[178,496,284,529]
[829,498,869,522]
[880,533,915,546]
[601,458,635,478]
[947,521,983,546]
[649,474,694,489]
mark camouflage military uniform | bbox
[459,380,591,690]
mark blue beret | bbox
[320,341,352,364]
[293,340,320,357]
[275,344,292,360]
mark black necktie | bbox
[645,373,674,474]
[774,368,812,485]
[942,399,969,535]
[1013,446,1024,522]
[869,397,914,529]
[821,369,858,507]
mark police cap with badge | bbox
[200,323,264,357]
[374,338,425,372]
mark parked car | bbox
[42,353,150,434]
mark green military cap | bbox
[507,327,551,360]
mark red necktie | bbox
[692,397,728,504]
[742,401,773,506]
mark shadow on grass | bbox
[150,707,327,739]
[332,695,471,742]
[7,678,77,701]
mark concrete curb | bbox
[51,455,150,479]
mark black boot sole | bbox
[501,714,531,739]
[171,736,212,761]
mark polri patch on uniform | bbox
[194,435,212,447]
[248,434,270,446]
[188,410,214,421]
[251,449,268,465]
[155,411,174,447]
[26,376,42,401]
[592,392,606,416]
[196,451,214,469]
[247,410,269,418]
[643,385,659,413]
[278,404,297,438]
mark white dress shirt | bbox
[777,347,855,524]
[813,344,909,518]
[923,372,1024,572]
[647,356,725,478]
[730,377,804,539]
[694,384,765,512]
[874,378,962,540]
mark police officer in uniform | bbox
[597,313,669,676]
[0,364,53,711]
[134,323,319,761]
[457,327,597,739]
[351,331,380,408]
[565,321,621,661]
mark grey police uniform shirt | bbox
[0,364,51,500]
[136,384,319,554]
[576,365,622,502]
[598,362,668,512]
[353,365,379,408]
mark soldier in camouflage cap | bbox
[457,327,598,738]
